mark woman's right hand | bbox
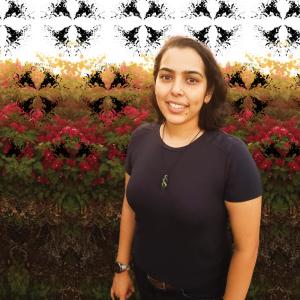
[110,271,135,300]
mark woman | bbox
[110,36,263,300]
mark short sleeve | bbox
[124,122,150,175]
[124,130,135,175]
[224,138,263,202]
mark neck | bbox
[163,121,202,142]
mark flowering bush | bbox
[223,109,300,212]
[0,100,149,213]
[1,59,300,215]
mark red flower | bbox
[242,109,253,120]
[108,145,121,160]
[30,109,44,123]
[115,124,132,135]
[1,103,22,115]
[50,159,63,170]
[0,112,8,121]
[44,149,55,162]
[21,144,34,158]
[3,142,12,154]
[222,124,236,134]
[86,154,98,166]
[252,150,265,163]
[133,110,149,125]
[275,158,285,167]
[79,161,93,171]
[10,122,26,133]
[66,159,76,167]
[288,161,300,172]
[99,110,118,126]
[37,176,49,184]
[122,105,139,119]
[92,177,105,186]
[258,159,272,170]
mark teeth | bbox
[169,102,185,109]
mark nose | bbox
[170,78,184,95]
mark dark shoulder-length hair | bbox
[150,35,232,131]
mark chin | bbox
[164,117,188,125]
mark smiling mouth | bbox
[167,101,188,107]
[167,102,188,112]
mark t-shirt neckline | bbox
[155,123,209,152]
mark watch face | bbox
[114,262,121,273]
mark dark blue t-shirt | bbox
[125,122,263,297]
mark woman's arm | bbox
[115,172,136,266]
[223,196,262,300]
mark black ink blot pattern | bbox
[4,1,26,18]
[216,25,239,49]
[0,0,31,55]
[184,0,211,18]
[184,0,242,53]
[116,26,140,51]
[259,0,281,18]
[145,1,170,19]
[285,1,300,18]
[255,0,300,54]
[43,0,103,55]
[286,26,300,47]
[113,0,172,54]
[185,26,211,44]
[117,0,141,18]
[50,0,71,18]
[215,1,240,18]
[16,71,59,114]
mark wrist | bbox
[114,261,131,273]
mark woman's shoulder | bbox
[210,129,247,155]
[131,121,157,138]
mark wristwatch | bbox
[114,261,131,273]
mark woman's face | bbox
[155,47,212,127]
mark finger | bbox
[110,288,115,300]
[127,290,134,299]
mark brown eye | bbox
[160,74,172,81]
[187,78,198,84]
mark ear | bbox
[204,88,213,104]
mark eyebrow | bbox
[158,67,204,78]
